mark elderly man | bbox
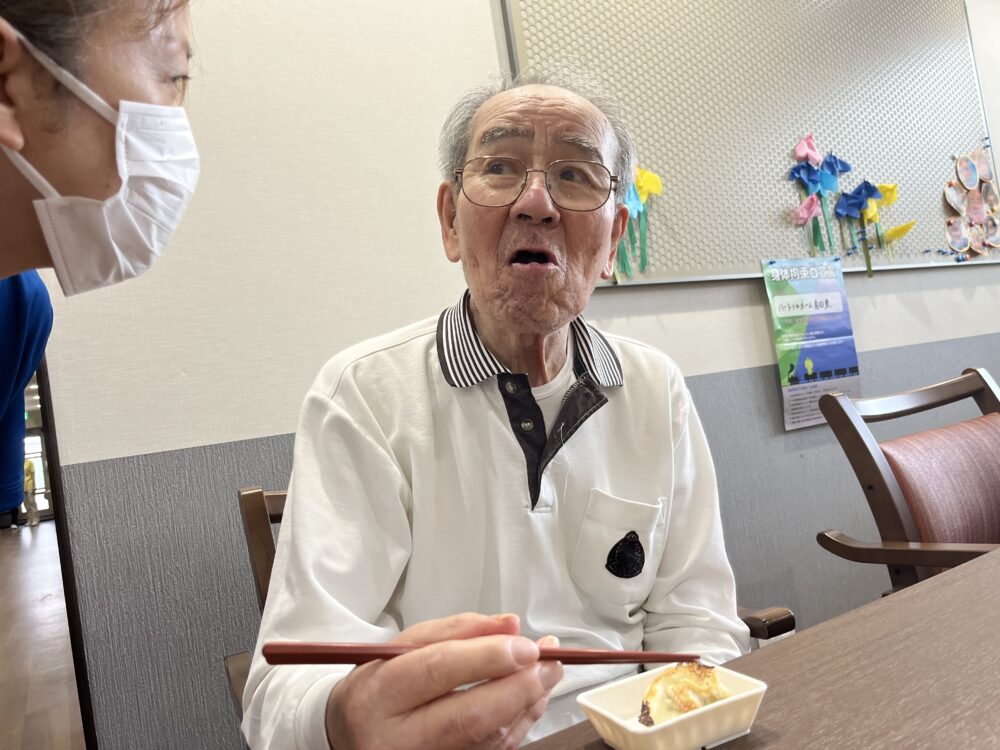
[243,74,749,749]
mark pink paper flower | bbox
[793,133,822,167]
[793,193,822,225]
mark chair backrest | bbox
[819,367,1000,589]
[238,486,287,612]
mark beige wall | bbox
[41,0,1000,466]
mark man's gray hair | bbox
[439,69,637,203]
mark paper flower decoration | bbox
[793,133,822,167]
[789,162,822,195]
[875,183,898,207]
[884,220,916,244]
[837,181,881,216]
[790,144,856,256]
[835,190,866,219]
[793,194,822,226]
[835,182,882,276]
[634,167,663,204]
[623,183,642,221]
[787,137,919,273]
[616,167,664,279]
[818,154,851,196]
[822,154,852,175]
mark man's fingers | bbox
[536,634,559,649]
[502,691,553,749]
[402,657,562,750]
[376,634,541,715]
[392,612,521,645]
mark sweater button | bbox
[504,381,517,394]
[520,418,534,432]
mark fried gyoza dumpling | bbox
[638,662,730,727]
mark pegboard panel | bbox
[497,0,999,282]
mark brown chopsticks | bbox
[262,642,699,666]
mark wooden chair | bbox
[224,487,287,710]
[817,367,1000,593]
[225,486,796,705]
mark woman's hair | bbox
[0,0,187,75]
[439,68,637,203]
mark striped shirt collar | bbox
[436,290,624,389]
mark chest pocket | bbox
[570,488,666,606]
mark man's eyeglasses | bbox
[455,156,618,212]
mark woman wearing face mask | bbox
[0,1,199,525]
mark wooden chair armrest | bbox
[817,530,998,568]
[224,650,252,714]
[738,606,796,640]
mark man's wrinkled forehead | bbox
[467,85,615,164]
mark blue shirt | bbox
[1,272,53,510]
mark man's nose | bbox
[510,170,560,225]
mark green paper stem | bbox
[627,218,637,257]
[873,221,885,250]
[617,237,632,277]
[638,210,649,273]
[848,222,860,252]
[819,194,836,254]
[812,216,826,254]
[858,217,873,277]
[805,224,817,256]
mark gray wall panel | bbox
[690,333,1000,629]
[61,434,294,750]
[60,334,999,749]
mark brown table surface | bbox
[526,549,1000,749]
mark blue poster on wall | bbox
[762,257,861,430]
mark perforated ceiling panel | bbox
[501,0,997,282]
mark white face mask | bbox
[0,32,200,296]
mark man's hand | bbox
[325,612,563,750]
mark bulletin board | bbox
[493,0,1000,282]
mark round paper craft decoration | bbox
[966,188,987,225]
[944,181,967,215]
[969,225,987,255]
[956,155,979,190]
[982,181,999,214]
[984,215,1000,248]
[972,149,994,183]
[946,218,970,252]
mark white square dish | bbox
[576,663,767,750]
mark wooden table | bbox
[526,549,1000,749]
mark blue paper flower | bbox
[789,162,822,194]
[822,153,852,175]
[835,181,882,218]
[624,183,643,220]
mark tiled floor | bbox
[0,521,86,750]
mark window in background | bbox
[22,373,54,522]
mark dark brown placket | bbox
[497,370,608,509]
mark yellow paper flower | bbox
[875,183,899,207]
[635,167,664,204]
[862,198,880,223]
[885,220,917,244]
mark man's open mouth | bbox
[509,249,556,265]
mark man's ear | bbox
[0,18,27,151]
[600,202,630,279]
[437,181,462,264]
